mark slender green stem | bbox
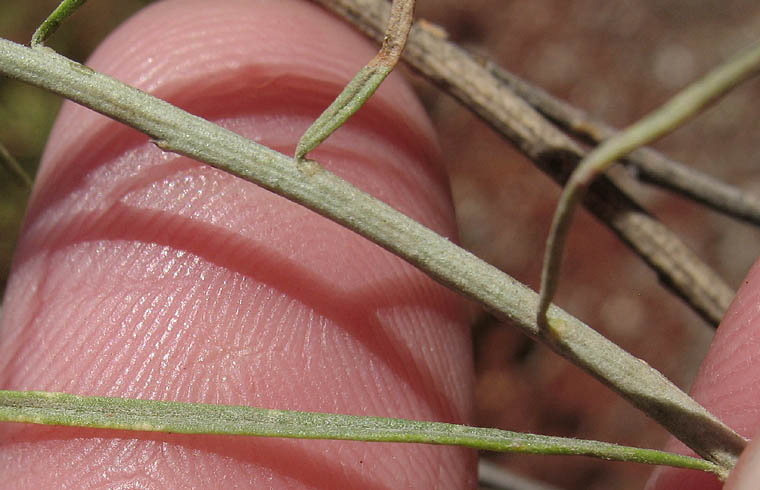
[0,38,745,472]
[31,0,89,47]
[0,140,32,190]
[295,65,391,159]
[0,390,726,478]
[537,41,760,326]
[295,0,414,159]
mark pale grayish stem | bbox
[488,64,760,228]
[538,41,760,326]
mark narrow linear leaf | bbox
[0,390,725,478]
[31,0,89,47]
[537,40,760,325]
[295,0,414,159]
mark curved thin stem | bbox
[295,0,414,159]
[31,0,89,47]
[0,38,745,472]
[537,40,760,325]
[312,0,736,328]
[489,64,760,228]
[0,140,32,190]
[0,390,726,479]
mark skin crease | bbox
[0,0,476,488]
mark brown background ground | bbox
[3,1,760,489]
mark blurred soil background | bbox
[2,1,760,489]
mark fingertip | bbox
[647,258,760,490]
[2,1,475,488]
[725,431,760,490]
[683,257,760,438]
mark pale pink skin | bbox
[646,256,760,490]
[0,0,476,488]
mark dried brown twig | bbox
[312,0,736,327]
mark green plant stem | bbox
[31,0,89,47]
[0,39,745,472]
[0,140,32,190]
[295,65,390,159]
[0,390,726,478]
[537,41,760,326]
[295,0,414,159]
